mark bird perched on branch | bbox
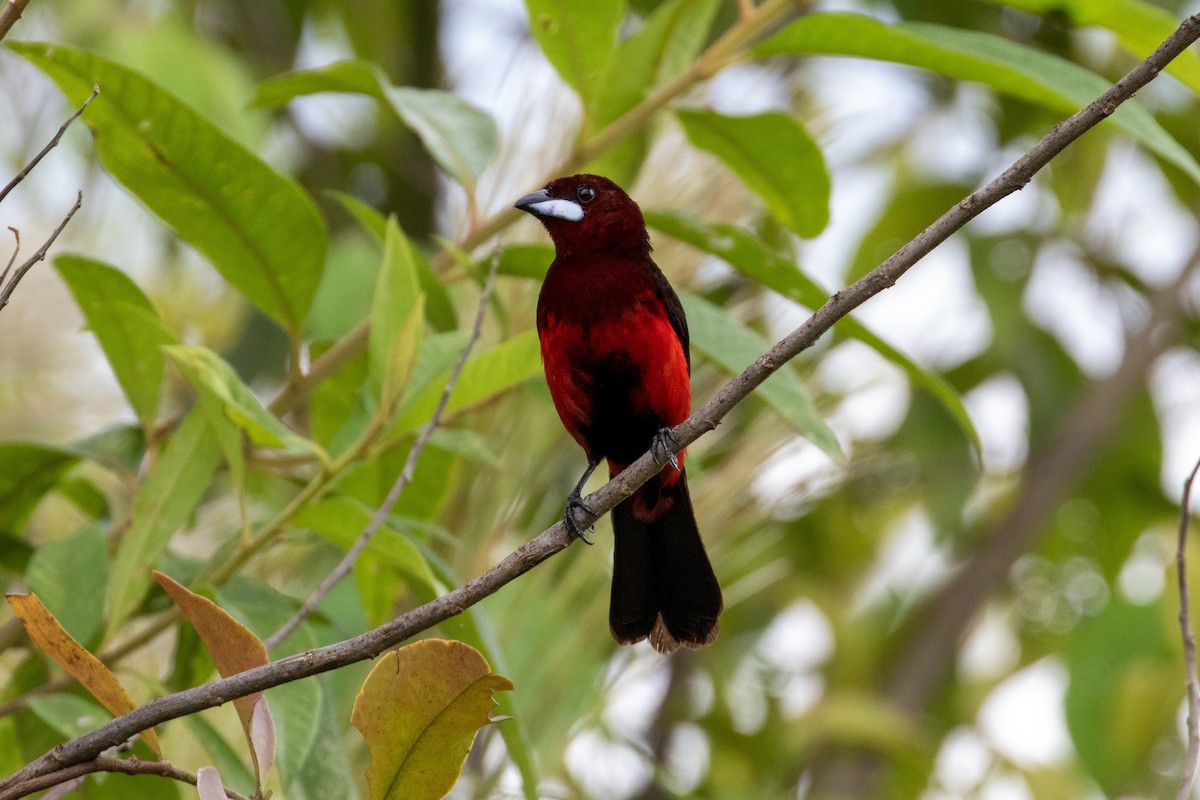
[515,174,722,654]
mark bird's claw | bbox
[564,491,596,545]
[651,428,682,471]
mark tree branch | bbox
[264,250,502,649]
[1177,454,1200,800]
[3,11,1199,798]
[0,85,98,207]
[0,0,32,44]
[0,228,18,288]
[6,756,248,800]
[0,192,82,314]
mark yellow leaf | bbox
[351,639,514,800]
[152,571,271,778]
[6,593,161,755]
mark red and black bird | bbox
[515,174,722,653]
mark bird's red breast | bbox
[517,174,722,653]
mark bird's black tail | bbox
[609,471,722,653]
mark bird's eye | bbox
[577,185,596,204]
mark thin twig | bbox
[2,12,1199,798]
[264,250,503,649]
[0,85,99,207]
[1177,454,1200,800]
[8,756,247,800]
[0,192,81,313]
[0,0,33,43]
[0,227,18,288]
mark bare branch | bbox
[264,250,503,649]
[0,0,33,44]
[1177,454,1200,800]
[2,12,1199,799]
[0,85,99,207]
[0,192,81,313]
[9,756,248,800]
[0,227,18,288]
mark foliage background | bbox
[2,0,1200,798]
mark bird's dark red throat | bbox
[516,174,723,654]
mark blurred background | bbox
[3,0,1200,798]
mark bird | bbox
[515,174,722,654]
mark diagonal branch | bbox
[0,228,18,288]
[0,85,98,207]
[0,192,82,314]
[0,0,33,44]
[264,250,502,649]
[10,756,248,800]
[2,11,1199,799]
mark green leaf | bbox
[26,525,108,647]
[405,331,472,407]
[12,43,327,333]
[524,0,625,114]
[351,640,513,800]
[107,409,222,635]
[1065,598,1178,793]
[995,0,1200,96]
[327,190,388,242]
[0,718,24,777]
[752,13,1200,185]
[56,255,177,430]
[384,86,498,189]
[268,674,323,787]
[27,694,111,740]
[0,444,77,534]
[675,109,830,237]
[646,211,980,453]
[310,346,371,453]
[252,59,380,105]
[382,297,425,416]
[294,497,439,593]
[70,424,145,474]
[390,331,543,435]
[284,676,358,800]
[679,291,843,462]
[164,345,327,462]
[184,715,256,797]
[496,244,555,280]
[254,60,498,187]
[586,0,722,183]
[325,191,457,333]
[370,221,423,407]
[56,477,109,519]
[427,428,501,468]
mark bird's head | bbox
[514,174,650,258]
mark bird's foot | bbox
[651,427,682,471]
[564,490,596,545]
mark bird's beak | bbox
[514,189,584,222]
